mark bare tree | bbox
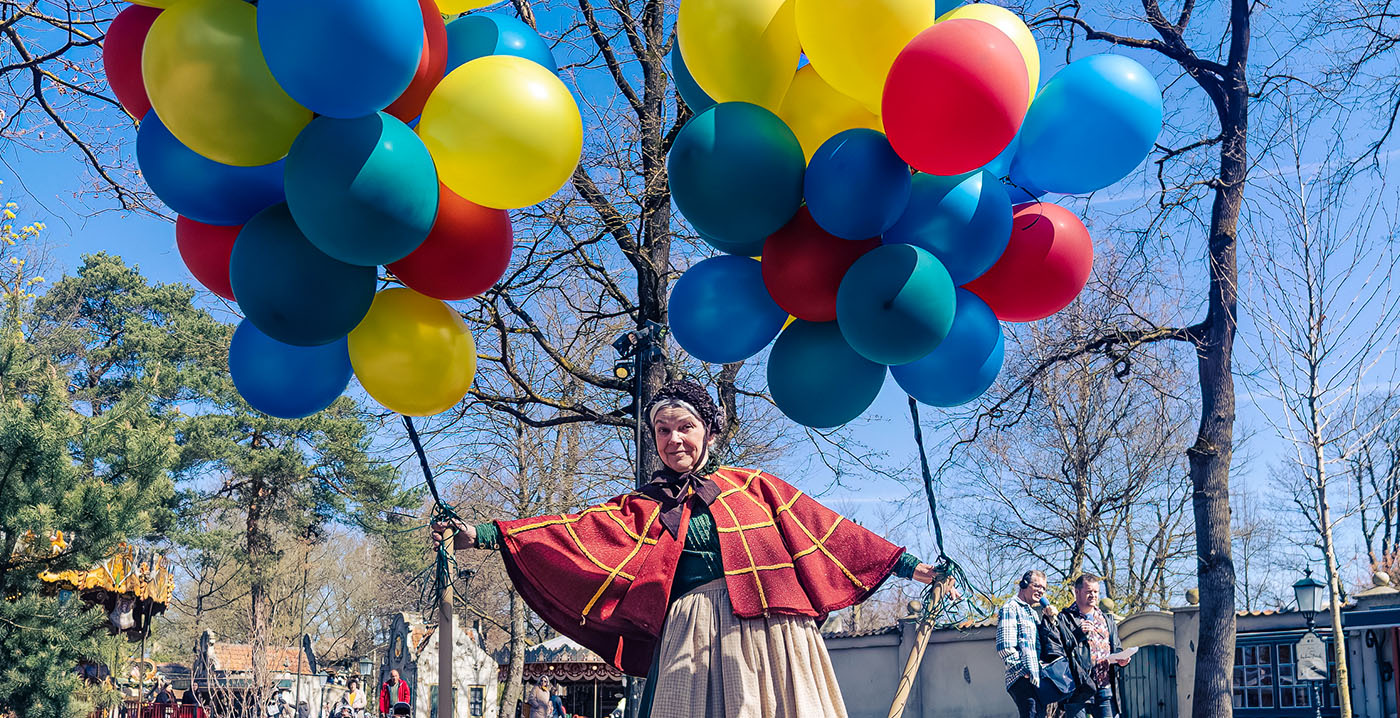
[959,294,1196,612]
[1231,483,1291,611]
[1350,393,1400,568]
[1242,94,1400,718]
[0,0,157,213]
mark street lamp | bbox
[1293,568,1329,718]
[1293,568,1327,631]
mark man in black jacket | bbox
[1041,574,1132,718]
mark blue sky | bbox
[4,0,1397,598]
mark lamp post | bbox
[612,322,664,718]
[1294,568,1328,718]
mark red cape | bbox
[495,466,905,676]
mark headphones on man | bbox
[1019,570,1036,590]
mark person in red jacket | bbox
[433,379,958,718]
[377,670,409,716]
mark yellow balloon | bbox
[418,55,582,210]
[939,4,1040,107]
[127,0,180,7]
[142,0,310,166]
[437,0,496,11]
[778,65,883,161]
[795,0,936,113]
[677,0,801,113]
[349,288,477,417]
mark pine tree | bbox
[30,253,419,715]
[0,203,175,717]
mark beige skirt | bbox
[648,578,850,718]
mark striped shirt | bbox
[996,595,1041,688]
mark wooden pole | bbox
[886,581,949,718]
[439,537,455,718]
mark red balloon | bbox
[384,0,449,122]
[388,183,513,300]
[761,208,880,322]
[103,4,162,119]
[882,19,1029,176]
[964,202,1093,322]
[175,216,239,301]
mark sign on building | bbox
[1296,632,1327,681]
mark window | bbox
[1234,645,1275,708]
[1233,637,1339,713]
[469,686,485,717]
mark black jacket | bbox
[1040,604,1122,710]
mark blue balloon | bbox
[884,171,1012,285]
[804,129,912,240]
[229,320,352,419]
[1011,54,1163,194]
[284,113,439,267]
[444,13,557,75]
[669,255,788,364]
[258,0,423,119]
[668,102,806,245]
[230,204,377,347]
[670,35,714,112]
[892,289,1004,407]
[136,111,284,226]
[767,320,886,428]
[836,244,956,366]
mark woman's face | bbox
[652,406,710,474]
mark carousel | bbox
[39,539,175,639]
[33,537,190,717]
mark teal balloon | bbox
[1011,54,1163,194]
[444,13,557,74]
[670,34,714,112]
[892,289,1004,407]
[669,255,787,364]
[668,102,806,246]
[230,204,377,347]
[884,171,1012,285]
[700,232,765,257]
[768,320,886,428]
[229,320,352,419]
[836,244,956,366]
[284,113,440,267]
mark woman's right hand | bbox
[430,519,475,551]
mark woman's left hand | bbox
[912,563,962,601]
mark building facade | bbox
[824,576,1400,718]
[379,612,499,718]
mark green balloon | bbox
[767,320,886,428]
[836,244,956,366]
[667,102,806,245]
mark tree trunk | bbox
[1192,130,1248,716]
[248,476,273,716]
[1188,35,1248,714]
[502,588,526,717]
[1317,472,1354,717]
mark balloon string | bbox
[907,396,982,627]
[907,397,947,560]
[404,415,459,608]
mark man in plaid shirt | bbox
[998,569,1050,718]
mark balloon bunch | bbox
[106,0,582,418]
[665,0,1163,428]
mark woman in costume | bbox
[432,379,955,718]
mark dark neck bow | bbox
[640,466,722,538]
